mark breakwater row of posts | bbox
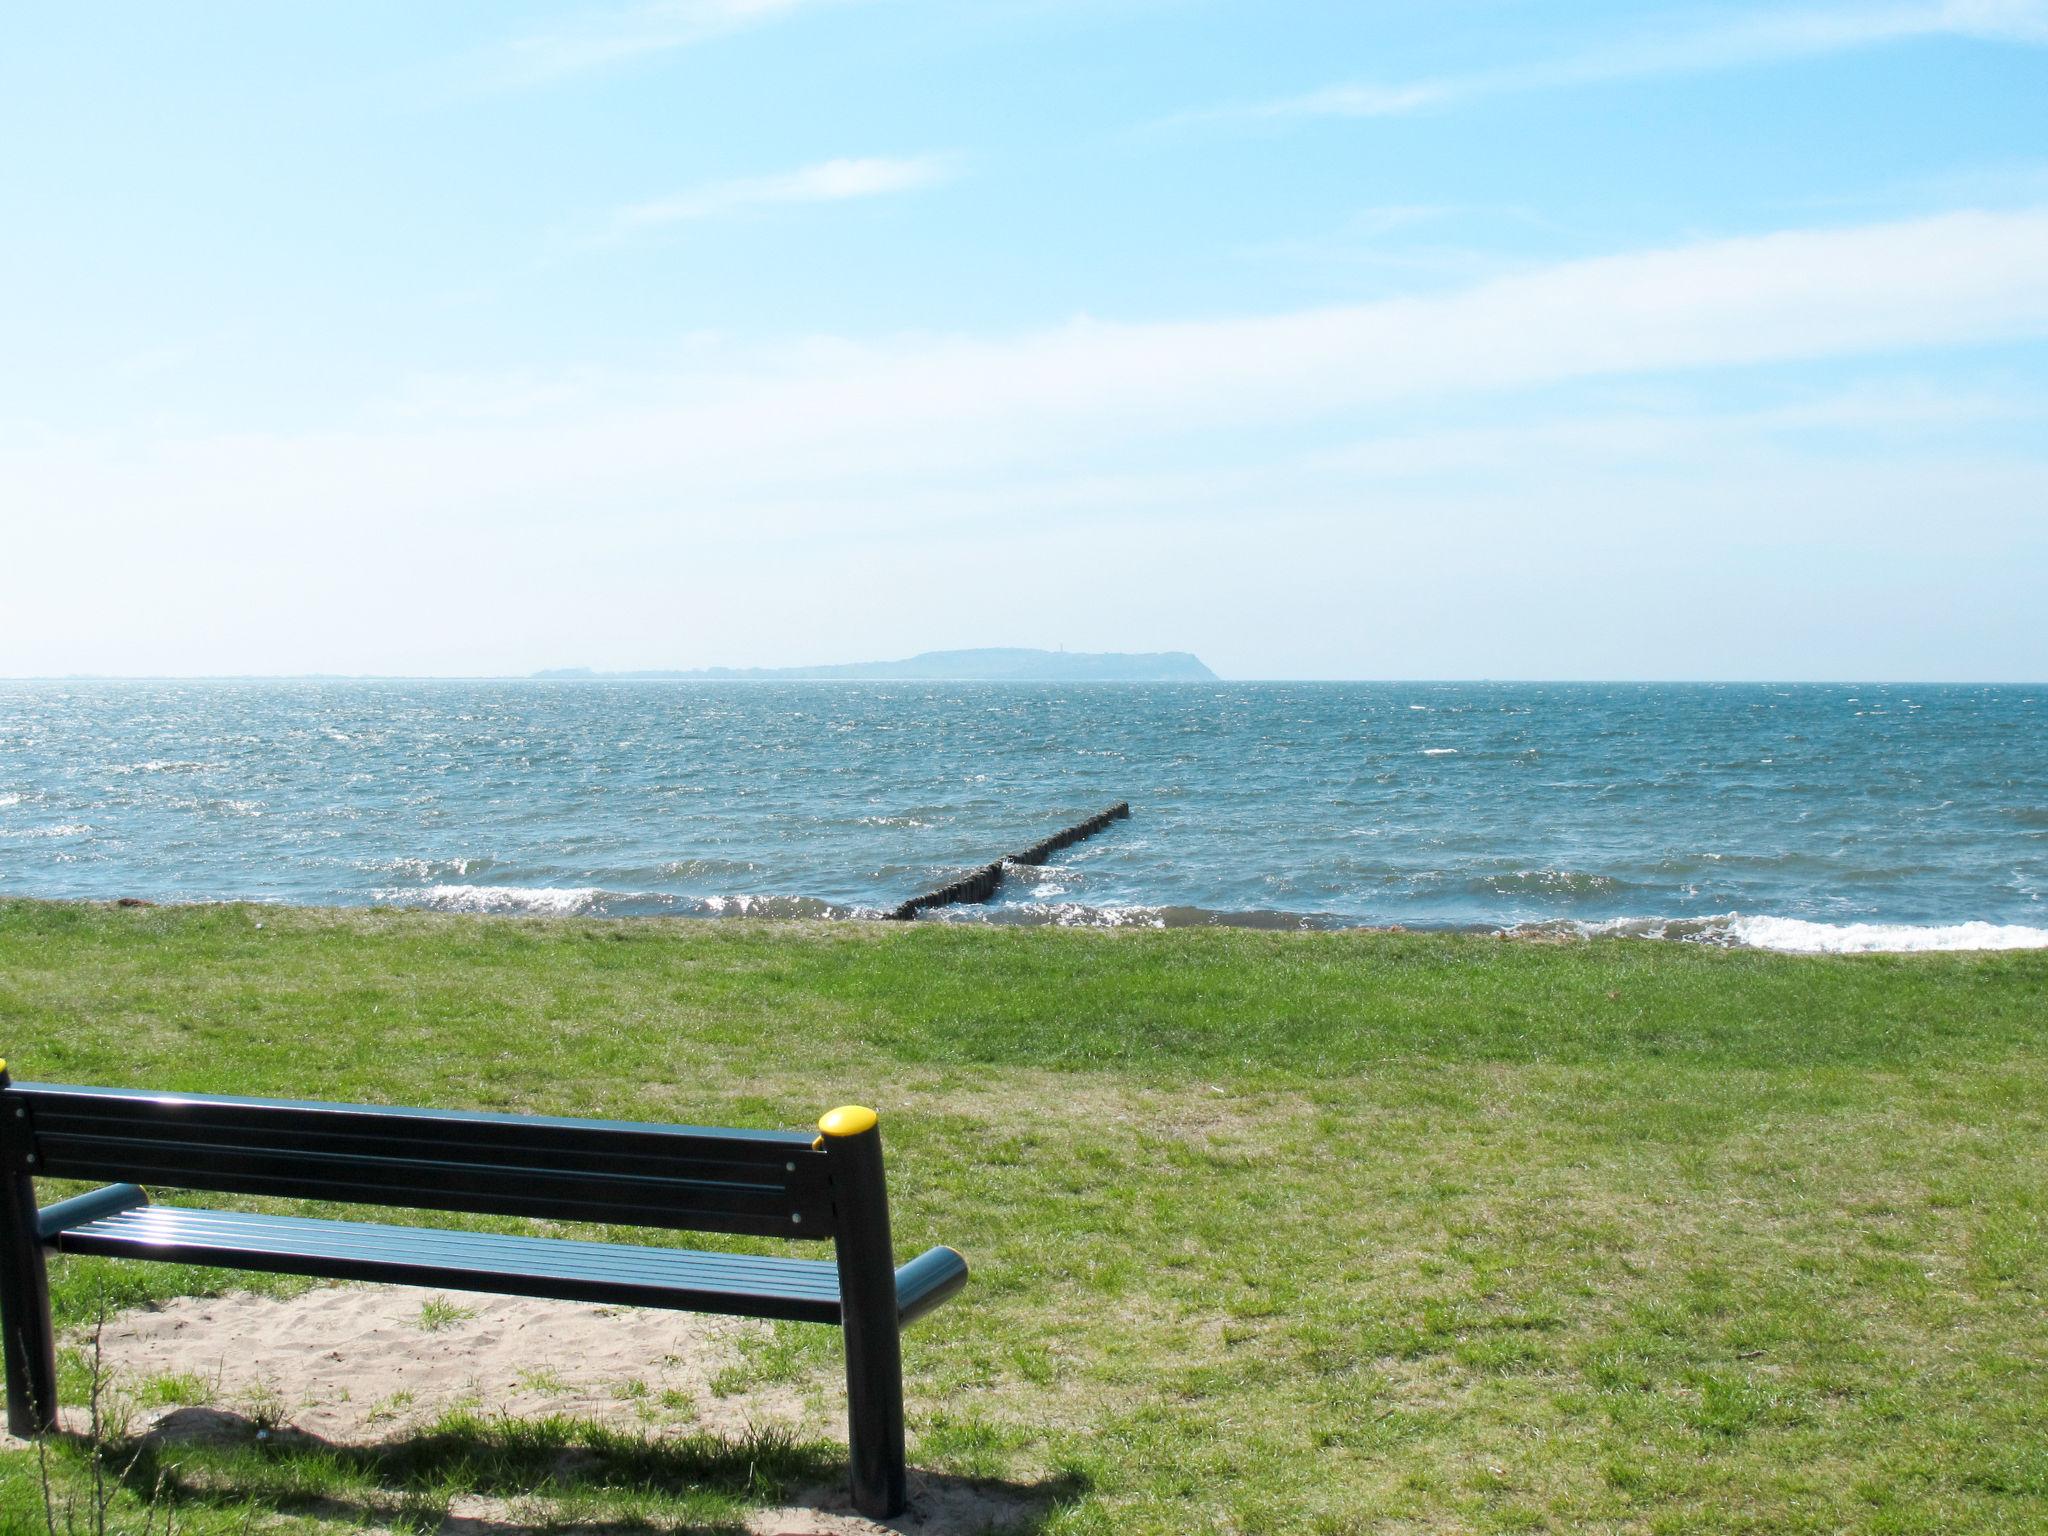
[887,802,1131,920]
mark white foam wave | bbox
[1422,748,1458,756]
[378,884,608,916]
[698,894,766,915]
[0,822,90,839]
[371,856,481,880]
[1722,915,2048,953]
[692,894,841,919]
[1538,912,2048,953]
[974,901,1167,928]
[0,792,23,808]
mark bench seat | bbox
[40,1187,967,1327]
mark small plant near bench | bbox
[414,1295,474,1333]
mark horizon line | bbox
[1,674,2040,687]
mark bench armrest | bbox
[894,1244,968,1326]
[37,1183,150,1242]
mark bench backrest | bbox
[9,1082,835,1241]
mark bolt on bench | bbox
[0,1062,967,1519]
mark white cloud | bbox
[488,0,842,86]
[8,206,2048,674]
[603,154,959,242]
[27,206,2048,500]
[1185,1,2048,124]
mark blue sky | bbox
[3,1,2047,679]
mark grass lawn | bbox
[1,898,2044,1533]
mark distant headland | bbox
[533,648,1218,683]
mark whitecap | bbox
[376,884,606,916]
[1524,912,2048,953]
[1722,914,2048,953]
[370,856,478,880]
[1422,748,1459,756]
[975,901,1166,929]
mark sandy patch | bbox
[65,1282,820,1443]
[20,1283,1044,1533]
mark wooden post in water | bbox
[887,802,1130,920]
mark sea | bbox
[1,680,2044,953]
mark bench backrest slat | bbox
[14,1083,834,1240]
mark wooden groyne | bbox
[888,802,1131,920]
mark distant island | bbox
[534,648,1218,683]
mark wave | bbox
[373,885,864,920]
[690,894,853,919]
[1513,912,2048,953]
[366,856,496,882]
[378,883,617,916]
[960,901,1167,928]
[948,902,1335,930]
[1473,868,1628,898]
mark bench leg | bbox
[842,1293,906,1519]
[1,1169,59,1438]
[823,1114,908,1518]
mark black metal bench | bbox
[0,1062,967,1518]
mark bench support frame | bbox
[1,1072,59,1438]
[821,1114,908,1518]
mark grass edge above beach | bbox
[2,899,2044,1534]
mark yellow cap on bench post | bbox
[817,1105,878,1138]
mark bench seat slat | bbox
[33,1133,821,1216]
[56,1210,843,1291]
[35,1131,794,1194]
[28,1157,828,1239]
[46,1205,847,1323]
[33,1111,812,1178]
[16,1084,815,1154]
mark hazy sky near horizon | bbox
[4,2,2048,681]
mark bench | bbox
[0,1061,967,1518]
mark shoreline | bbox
[8,893,2046,954]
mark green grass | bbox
[2,898,2045,1533]
[414,1295,476,1334]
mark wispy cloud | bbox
[35,205,2048,499]
[598,154,959,243]
[13,208,2048,675]
[488,0,843,86]
[1176,1,2048,125]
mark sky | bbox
[3,1,2047,681]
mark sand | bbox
[15,1283,1039,1534]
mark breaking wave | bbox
[374,885,864,920]
[378,884,618,916]
[1509,912,2048,953]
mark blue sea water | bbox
[0,680,2043,950]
